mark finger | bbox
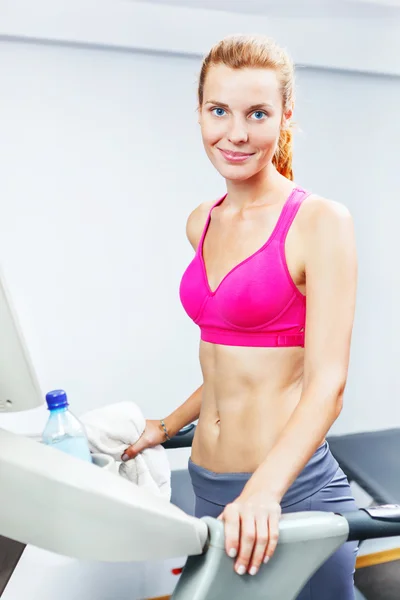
[264,511,280,563]
[221,503,240,560]
[121,437,146,461]
[235,511,256,575]
[248,512,269,575]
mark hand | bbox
[217,487,282,577]
[121,419,167,461]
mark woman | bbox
[122,34,359,599]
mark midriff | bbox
[191,340,325,473]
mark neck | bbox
[224,164,291,210]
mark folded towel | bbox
[81,402,171,501]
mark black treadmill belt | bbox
[327,429,400,505]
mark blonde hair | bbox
[198,34,295,181]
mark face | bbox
[198,64,292,181]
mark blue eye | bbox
[251,111,267,120]
[211,107,226,117]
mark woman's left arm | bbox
[219,197,358,576]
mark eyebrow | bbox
[204,100,274,111]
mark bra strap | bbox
[197,193,227,254]
[275,187,311,242]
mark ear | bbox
[282,102,294,129]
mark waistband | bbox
[200,328,305,348]
[188,441,339,509]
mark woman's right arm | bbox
[162,384,203,439]
[121,385,203,461]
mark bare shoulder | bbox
[297,194,357,283]
[298,193,354,239]
[186,199,216,251]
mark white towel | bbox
[81,401,171,501]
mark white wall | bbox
[2,0,400,76]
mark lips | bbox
[218,148,255,162]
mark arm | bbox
[122,384,203,460]
[221,196,358,575]
[162,384,203,439]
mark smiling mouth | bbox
[218,148,255,162]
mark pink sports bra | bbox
[179,186,310,347]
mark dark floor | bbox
[0,536,25,596]
[355,560,400,600]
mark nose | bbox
[227,117,248,145]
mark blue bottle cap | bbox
[45,389,69,410]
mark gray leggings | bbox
[188,442,359,600]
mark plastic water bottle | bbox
[42,389,92,463]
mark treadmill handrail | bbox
[344,505,400,541]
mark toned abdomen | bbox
[191,342,306,473]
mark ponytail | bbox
[272,127,294,181]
